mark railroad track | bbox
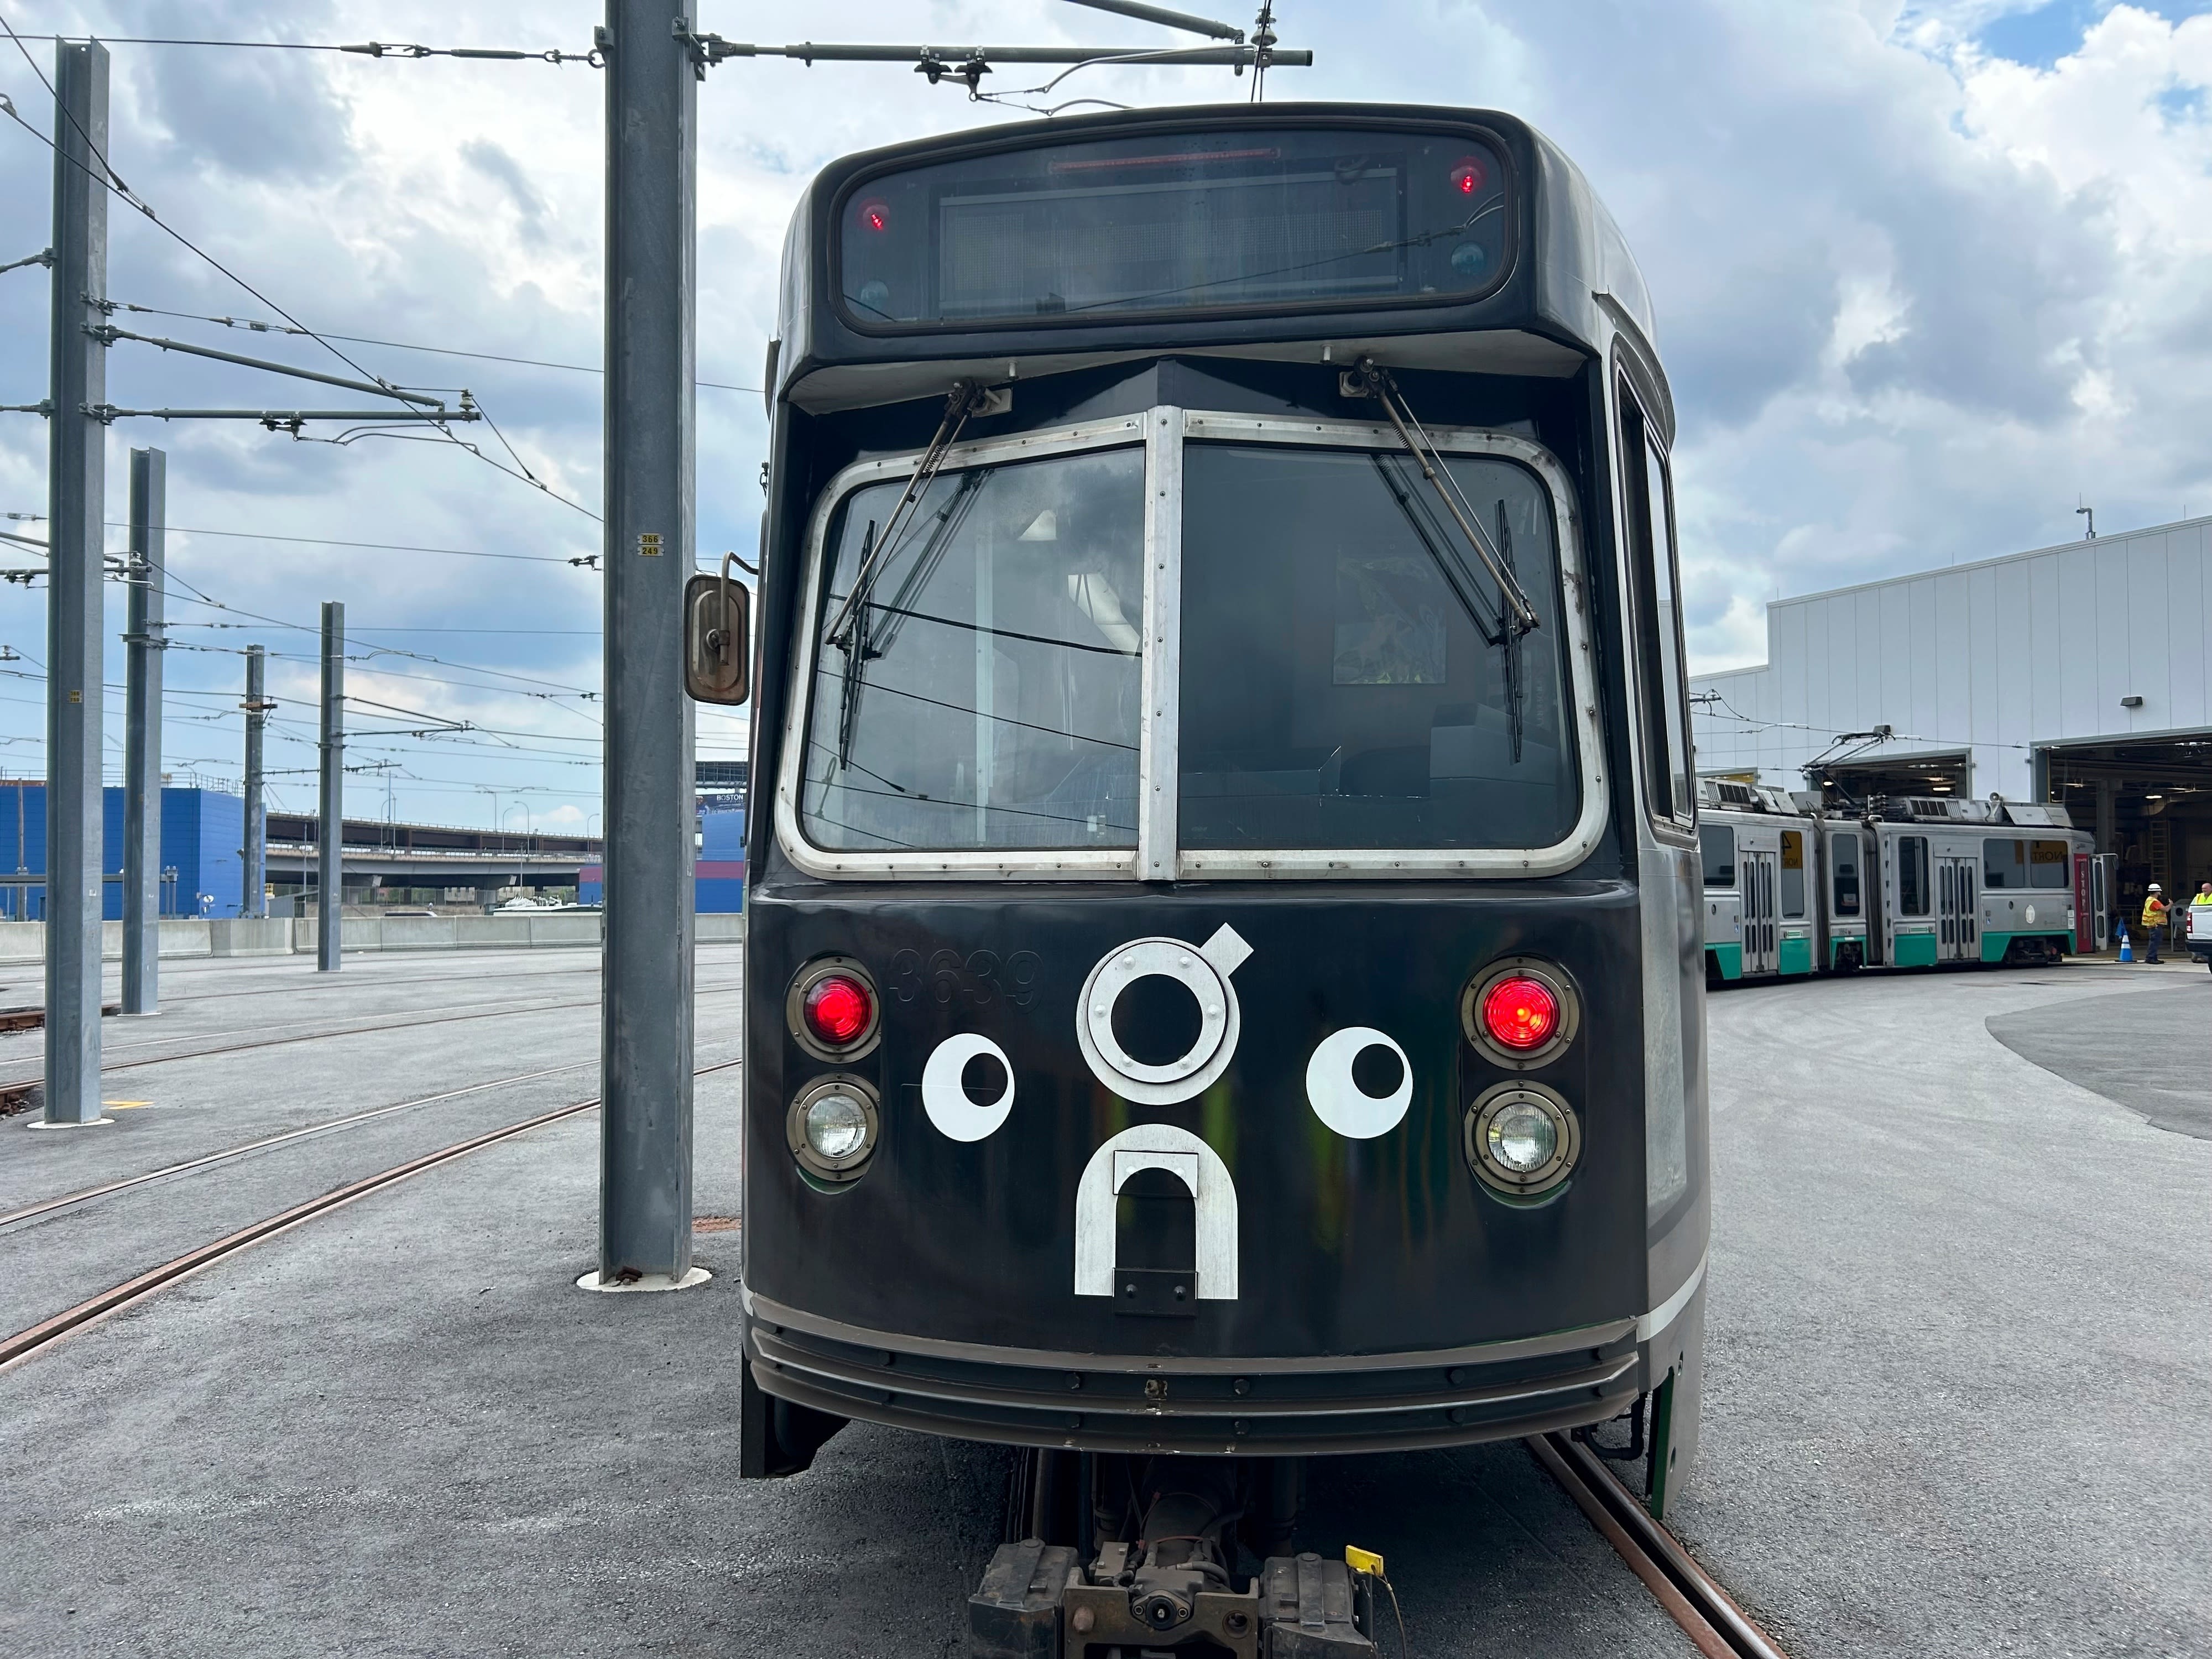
[0,1056,744,1376]
[0,978,745,1097]
[0,1059,601,1230]
[1531,1431,1788,1658]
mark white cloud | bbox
[1,0,2203,805]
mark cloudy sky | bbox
[0,1,2206,833]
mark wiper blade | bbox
[821,378,1004,651]
[1341,356,1540,637]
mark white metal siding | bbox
[1691,517,2212,795]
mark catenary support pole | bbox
[242,645,267,918]
[317,602,343,971]
[594,0,697,1287]
[42,40,109,1126]
[122,446,165,1014]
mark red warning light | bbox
[804,973,874,1048]
[1449,157,1487,197]
[1481,975,1558,1051]
[857,199,891,234]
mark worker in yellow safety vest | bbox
[2138,884,2168,963]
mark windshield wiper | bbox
[1365,455,1527,764]
[821,378,1004,651]
[1341,356,1540,637]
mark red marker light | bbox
[804,973,874,1048]
[1449,157,1486,196]
[1481,975,1558,1051]
[857,198,890,234]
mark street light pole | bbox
[242,644,269,919]
[317,601,343,971]
[121,446,165,1014]
[41,39,109,1126]
[592,0,698,1290]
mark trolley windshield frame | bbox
[772,406,1608,882]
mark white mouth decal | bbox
[1072,1123,1239,1301]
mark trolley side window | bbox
[2030,838,2070,889]
[799,446,1146,852]
[1779,830,1806,918]
[1983,837,2027,889]
[1699,823,1734,887]
[1177,444,1575,852]
[1830,831,1861,916]
[1619,390,1695,832]
[1898,835,1930,916]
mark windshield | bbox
[800,447,1146,852]
[1178,443,1575,851]
[838,126,1510,328]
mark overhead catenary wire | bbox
[0,24,587,522]
[1,13,390,391]
[113,304,760,394]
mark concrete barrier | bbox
[0,911,743,962]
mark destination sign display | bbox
[837,124,1511,329]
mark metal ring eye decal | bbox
[920,1033,1015,1142]
[1304,1027,1412,1139]
[1074,924,1252,1107]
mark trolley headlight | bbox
[787,956,881,1061]
[788,1076,880,1183]
[1465,1082,1580,1198]
[1462,957,1580,1069]
[1488,1099,1558,1173]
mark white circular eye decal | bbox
[1074,924,1253,1107]
[1305,1027,1412,1140]
[920,1032,1015,1141]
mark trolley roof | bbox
[771,102,1667,432]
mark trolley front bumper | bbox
[743,1293,1641,1457]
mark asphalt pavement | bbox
[1670,961,2208,1658]
[2,950,2204,1656]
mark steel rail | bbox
[0,978,744,1086]
[0,1058,598,1229]
[1530,1431,1791,1659]
[0,1057,743,1375]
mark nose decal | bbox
[920,1032,1015,1141]
[1074,923,1252,1106]
[1073,1123,1239,1301]
[1304,1027,1412,1139]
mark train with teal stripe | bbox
[1696,779,2095,983]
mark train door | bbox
[1937,853,1979,962]
[1741,848,1778,975]
[2072,851,2094,954]
[2091,853,2116,951]
[1776,829,1812,975]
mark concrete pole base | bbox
[574,1267,712,1294]
[27,1115,112,1130]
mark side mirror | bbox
[684,554,750,705]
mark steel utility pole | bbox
[242,644,268,918]
[317,602,343,971]
[121,446,165,1014]
[593,0,698,1290]
[41,39,109,1126]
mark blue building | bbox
[0,781,248,920]
[577,807,743,913]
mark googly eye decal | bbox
[1304,1026,1412,1140]
[920,1032,1015,1141]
